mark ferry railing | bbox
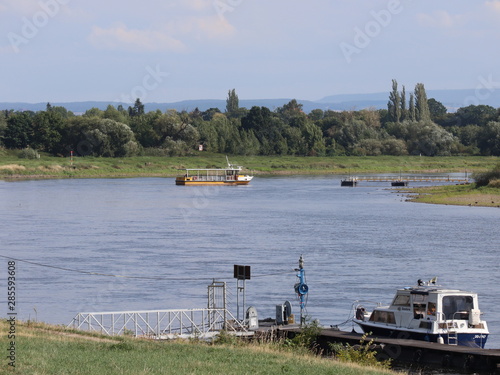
[68,308,249,339]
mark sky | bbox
[1,0,500,104]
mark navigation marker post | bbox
[294,255,308,326]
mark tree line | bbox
[1,83,500,158]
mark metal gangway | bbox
[68,308,250,339]
[356,175,469,183]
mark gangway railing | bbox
[68,308,249,339]
[356,176,469,182]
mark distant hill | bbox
[1,89,499,114]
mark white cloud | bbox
[485,0,500,14]
[179,16,235,40]
[416,10,464,28]
[88,25,187,53]
[183,0,212,12]
[87,11,235,53]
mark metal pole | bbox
[223,281,227,330]
[236,279,239,321]
[295,255,308,327]
[243,279,246,322]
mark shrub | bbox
[473,163,500,187]
[488,179,500,188]
[330,333,391,370]
[280,319,322,354]
[18,148,40,159]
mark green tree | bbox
[225,89,239,118]
[104,105,129,124]
[128,98,145,117]
[59,117,138,157]
[454,105,497,127]
[83,107,104,118]
[277,99,303,122]
[400,85,407,121]
[197,120,219,152]
[241,106,272,133]
[238,128,260,155]
[427,98,447,121]
[31,110,64,153]
[201,108,221,121]
[414,83,431,122]
[354,139,383,156]
[0,111,8,145]
[308,109,324,121]
[382,138,408,155]
[359,108,381,128]
[130,110,161,148]
[3,112,33,149]
[153,110,200,154]
[408,93,416,121]
[406,120,455,156]
[387,79,401,123]
[332,119,379,154]
[477,121,500,156]
[300,117,325,156]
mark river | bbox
[1,175,499,349]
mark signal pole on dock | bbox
[294,255,308,326]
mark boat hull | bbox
[356,322,488,348]
[175,179,251,186]
[175,177,254,186]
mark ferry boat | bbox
[175,158,253,186]
[353,279,489,348]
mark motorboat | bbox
[353,278,489,348]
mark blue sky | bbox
[1,0,500,104]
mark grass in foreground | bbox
[0,320,396,375]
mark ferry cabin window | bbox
[442,295,474,319]
[392,295,410,306]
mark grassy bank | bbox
[401,184,500,207]
[0,150,498,180]
[0,320,395,375]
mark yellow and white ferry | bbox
[175,158,253,186]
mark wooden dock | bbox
[274,326,500,373]
[357,176,469,183]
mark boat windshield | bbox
[392,294,410,306]
[442,295,474,319]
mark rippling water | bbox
[1,175,499,349]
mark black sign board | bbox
[234,265,251,280]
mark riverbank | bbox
[2,152,499,207]
[0,152,498,180]
[0,320,394,375]
[400,183,500,208]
